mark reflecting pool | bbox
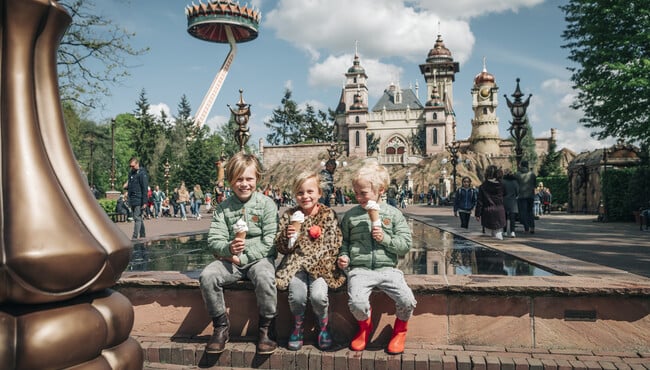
[127,218,558,276]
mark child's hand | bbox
[337,255,349,269]
[230,237,245,256]
[286,224,296,239]
[371,226,384,242]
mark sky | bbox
[86,0,615,154]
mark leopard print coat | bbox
[275,205,346,290]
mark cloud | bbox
[205,114,229,134]
[264,0,474,63]
[414,0,545,19]
[554,127,616,153]
[308,54,404,98]
[148,103,171,119]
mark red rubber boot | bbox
[350,314,373,351]
[386,318,408,354]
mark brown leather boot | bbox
[257,315,278,355]
[206,313,229,353]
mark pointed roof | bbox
[372,85,423,112]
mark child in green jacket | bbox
[337,161,416,354]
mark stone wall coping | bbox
[118,271,650,297]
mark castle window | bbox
[433,112,437,120]
[483,107,488,115]
[353,77,357,84]
[433,128,438,145]
[355,131,360,147]
[355,116,359,123]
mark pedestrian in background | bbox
[501,169,519,238]
[124,157,148,240]
[516,160,537,234]
[476,165,506,240]
[453,177,477,229]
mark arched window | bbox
[355,131,360,147]
[353,77,357,84]
[355,116,360,123]
[433,112,437,120]
[433,128,438,145]
[483,107,488,115]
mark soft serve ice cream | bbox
[288,210,305,249]
[364,200,381,227]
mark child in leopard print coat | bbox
[275,171,345,351]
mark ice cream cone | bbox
[291,221,302,231]
[235,230,247,240]
[368,209,380,223]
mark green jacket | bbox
[339,203,411,270]
[208,191,278,265]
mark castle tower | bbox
[419,34,459,149]
[469,60,500,155]
[338,49,369,156]
[423,81,447,156]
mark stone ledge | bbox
[118,271,650,297]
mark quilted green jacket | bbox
[208,191,278,266]
[339,203,411,270]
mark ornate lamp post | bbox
[228,89,251,152]
[163,159,170,196]
[504,78,532,168]
[446,140,460,193]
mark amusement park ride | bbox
[185,0,261,127]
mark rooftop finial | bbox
[354,40,359,56]
[482,56,487,72]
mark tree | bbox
[299,104,336,143]
[264,89,303,145]
[131,89,160,171]
[538,139,562,177]
[561,1,650,148]
[409,125,426,155]
[367,132,380,156]
[59,0,148,109]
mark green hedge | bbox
[98,199,117,214]
[537,175,568,208]
[603,166,650,221]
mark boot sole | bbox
[205,338,229,354]
[257,348,277,355]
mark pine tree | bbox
[538,139,562,177]
[264,89,303,145]
[131,89,160,170]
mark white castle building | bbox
[333,34,554,164]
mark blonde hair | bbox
[353,160,389,193]
[292,171,323,196]
[225,152,263,184]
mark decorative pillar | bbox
[0,1,141,368]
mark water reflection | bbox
[128,219,556,276]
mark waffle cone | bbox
[235,231,246,239]
[291,221,303,231]
[368,209,379,222]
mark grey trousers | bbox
[347,267,417,322]
[287,270,328,318]
[199,257,277,319]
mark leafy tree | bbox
[264,89,303,145]
[300,105,336,143]
[409,125,426,155]
[59,0,148,108]
[367,132,380,156]
[131,89,160,171]
[538,139,562,177]
[561,1,650,148]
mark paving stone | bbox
[321,350,335,370]
[456,354,471,370]
[485,356,501,370]
[527,357,544,370]
[499,357,515,370]
[158,342,172,364]
[569,359,588,370]
[582,360,602,370]
[613,362,631,370]
[429,353,444,370]
[555,359,572,370]
[373,351,390,370]
[599,361,618,370]
[361,351,376,370]
[413,350,430,370]
[347,349,363,370]
[540,358,558,370]
[442,355,457,370]
[295,346,310,370]
[471,355,487,370]
[513,356,529,370]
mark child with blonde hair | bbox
[337,161,416,354]
[275,171,345,350]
